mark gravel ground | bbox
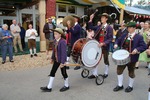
[0,52,51,71]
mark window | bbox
[68,5,76,13]
[58,5,66,12]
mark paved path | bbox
[0,56,149,100]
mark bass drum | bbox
[71,38,102,68]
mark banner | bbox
[112,0,125,9]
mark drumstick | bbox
[50,63,81,67]
[65,63,81,67]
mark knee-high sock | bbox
[92,66,98,76]
[33,48,36,54]
[129,77,134,87]
[104,65,109,75]
[148,88,150,100]
[148,63,150,73]
[64,78,69,87]
[29,49,32,55]
[47,77,54,89]
[117,74,123,87]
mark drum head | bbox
[81,40,102,68]
[112,49,129,61]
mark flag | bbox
[112,0,125,9]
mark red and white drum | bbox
[112,49,130,65]
[71,38,102,68]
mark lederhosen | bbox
[98,26,109,65]
[117,35,136,78]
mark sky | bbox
[126,0,149,5]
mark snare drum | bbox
[71,38,102,68]
[112,49,130,65]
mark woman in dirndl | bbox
[136,21,150,72]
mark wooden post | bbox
[119,9,124,24]
[39,0,46,52]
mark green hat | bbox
[126,22,136,27]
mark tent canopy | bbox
[125,6,150,16]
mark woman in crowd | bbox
[136,21,150,70]
[0,24,14,64]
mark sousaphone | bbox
[63,15,75,27]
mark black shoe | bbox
[66,66,70,70]
[148,73,150,75]
[60,86,69,92]
[125,86,133,93]
[34,54,37,56]
[88,75,96,79]
[2,61,5,64]
[103,74,108,78]
[40,86,52,92]
[113,85,124,92]
[145,66,148,68]
[10,60,14,62]
[135,67,139,69]
[74,66,81,70]
[30,55,33,58]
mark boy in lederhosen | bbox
[113,22,147,93]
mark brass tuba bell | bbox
[63,15,75,28]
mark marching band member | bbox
[66,15,82,70]
[86,29,99,78]
[148,87,150,100]
[88,13,113,79]
[113,22,147,93]
[40,28,69,92]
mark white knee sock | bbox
[117,74,123,87]
[129,77,134,87]
[92,66,98,76]
[47,77,54,89]
[104,65,109,75]
[33,48,36,54]
[64,78,69,87]
[148,88,150,100]
[148,63,150,74]
[29,49,32,55]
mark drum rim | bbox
[81,39,102,68]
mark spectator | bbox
[0,24,14,64]
[25,24,38,58]
[43,17,56,59]
[18,23,26,50]
[136,21,150,69]
[10,19,23,53]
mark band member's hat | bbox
[52,28,63,34]
[52,28,66,39]
[126,22,136,27]
[71,14,80,19]
[63,15,75,27]
[99,13,109,18]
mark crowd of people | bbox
[0,19,38,64]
